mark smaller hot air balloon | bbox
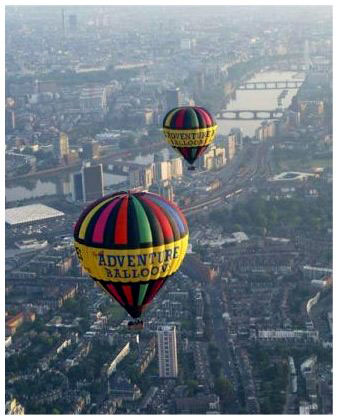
[162,106,218,170]
[73,191,189,329]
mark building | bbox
[194,289,204,317]
[5,109,16,133]
[201,145,226,170]
[71,172,84,201]
[154,161,171,182]
[160,182,174,201]
[151,181,174,202]
[302,265,333,280]
[256,329,319,342]
[157,325,178,378]
[82,163,104,202]
[154,151,165,163]
[35,80,58,94]
[129,165,153,189]
[138,337,156,375]
[5,336,12,348]
[255,120,277,141]
[170,157,183,178]
[175,394,220,414]
[144,109,154,125]
[165,88,183,112]
[301,355,317,376]
[194,70,206,92]
[107,343,130,376]
[225,134,236,161]
[299,100,324,115]
[71,162,104,202]
[54,132,70,164]
[82,140,99,160]
[108,375,141,401]
[14,239,48,252]
[5,204,65,227]
[68,14,77,32]
[79,87,108,114]
[228,128,243,150]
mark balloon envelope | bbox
[73,191,189,318]
[162,106,218,167]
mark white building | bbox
[201,145,226,170]
[79,87,108,114]
[129,165,154,189]
[157,325,178,378]
[170,157,183,178]
[225,133,236,160]
[257,329,319,342]
[302,265,333,280]
[5,204,64,227]
[107,342,130,376]
[154,161,171,182]
[5,336,12,348]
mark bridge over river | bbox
[217,109,284,120]
[104,160,147,175]
[238,80,304,90]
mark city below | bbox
[5,5,332,415]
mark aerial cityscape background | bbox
[5,5,332,415]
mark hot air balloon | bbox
[162,106,218,170]
[73,191,189,329]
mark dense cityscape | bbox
[5,5,332,415]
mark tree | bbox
[119,134,137,149]
[208,343,219,359]
[186,379,199,396]
[52,408,61,415]
[209,359,222,377]
[214,377,235,405]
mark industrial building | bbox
[5,204,65,227]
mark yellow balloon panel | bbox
[74,235,189,284]
[163,126,218,148]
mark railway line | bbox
[183,142,273,216]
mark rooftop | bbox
[270,171,317,182]
[5,204,64,226]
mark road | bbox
[196,141,275,412]
[207,283,242,412]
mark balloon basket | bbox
[128,320,144,331]
[188,166,196,171]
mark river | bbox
[217,70,304,137]
[6,71,304,203]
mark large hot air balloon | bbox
[74,191,189,328]
[162,106,218,170]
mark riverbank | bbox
[5,141,165,184]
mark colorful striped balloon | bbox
[74,191,189,319]
[162,106,218,169]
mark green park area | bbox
[101,300,126,323]
[277,156,332,172]
[272,146,332,173]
